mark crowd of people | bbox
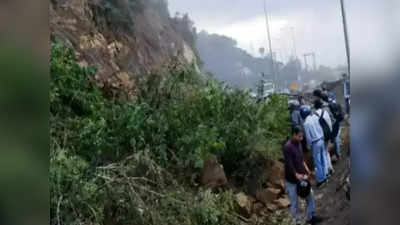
[283,87,347,225]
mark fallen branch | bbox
[96,174,186,205]
[233,212,250,223]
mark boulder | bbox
[256,188,281,204]
[266,203,278,212]
[235,192,252,218]
[253,202,264,215]
[274,197,291,209]
[200,154,227,188]
[265,160,285,190]
[259,208,270,217]
[248,195,257,203]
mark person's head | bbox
[292,125,303,143]
[313,89,329,102]
[300,105,311,119]
[314,99,323,110]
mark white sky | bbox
[169,0,399,69]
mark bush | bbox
[50,42,290,225]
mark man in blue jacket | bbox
[301,106,328,188]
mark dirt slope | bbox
[50,0,199,96]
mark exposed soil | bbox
[314,155,350,225]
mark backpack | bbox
[315,110,332,142]
[328,102,344,122]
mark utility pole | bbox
[303,52,317,71]
[312,52,317,71]
[340,0,351,78]
[290,27,298,60]
[282,26,301,87]
[303,54,308,72]
[263,0,276,91]
[273,52,280,88]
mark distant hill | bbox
[196,31,341,91]
[196,31,274,90]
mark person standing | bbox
[284,126,324,225]
[313,89,344,159]
[313,99,334,176]
[290,100,303,129]
[300,106,328,188]
[327,93,344,159]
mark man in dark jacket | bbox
[284,126,324,225]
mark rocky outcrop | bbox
[50,0,199,97]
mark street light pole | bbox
[286,26,301,88]
[340,0,351,78]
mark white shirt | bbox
[303,114,324,149]
[315,108,332,131]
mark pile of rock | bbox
[199,154,291,219]
[234,160,290,218]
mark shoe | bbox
[316,179,327,189]
[306,215,324,225]
[326,172,331,178]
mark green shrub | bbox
[50,41,290,225]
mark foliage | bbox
[50,42,290,225]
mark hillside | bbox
[50,0,199,96]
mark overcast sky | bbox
[169,0,400,69]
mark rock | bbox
[250,214,258,223]
[266,203,278,211]
[274,197,291,209]
[77,60,88,68]
[235,192,252,218]
[253,202,264,215]
[256,188,281,204]
[107,41,123,58]
[200,154,227,188]
[248,195,257,203]
[265,160,285,190]
[116,72,134,89]
[259,208,270,217]
[79,33,107,50]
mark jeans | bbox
[312,139,327,182]
[286,181,315,221]
[334,128,342,157]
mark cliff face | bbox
[50,0,199,95]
